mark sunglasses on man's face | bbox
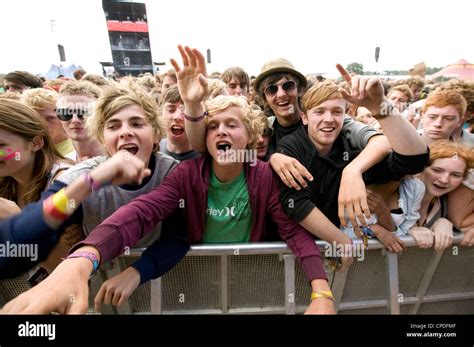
[55,108,88,121]
[264,80,297,96]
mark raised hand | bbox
[170,45,209,105]
[336,64,386,116]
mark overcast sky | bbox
[1,0,473,78]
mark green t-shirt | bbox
[203,169,252,243]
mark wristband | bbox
[311,290,335,302]
[84,172,107,191]
[184,111,208,122]
[66,251,100,274]
[43,196,69,220]
[51,188,70,214]
[372,101,396,119]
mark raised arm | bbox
[170,45,209,153]
[336,64,427,156]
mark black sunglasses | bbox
[264,80,297,96]
[55,108,88,121]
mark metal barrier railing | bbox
[105,233,473,314]
[1,233,473,314]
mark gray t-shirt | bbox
[159,138,200,162]
[57,152,179,248]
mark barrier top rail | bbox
[127,233,466,257]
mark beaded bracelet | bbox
[184,111,208,122]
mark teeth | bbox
[120,144,137,149]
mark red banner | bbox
[107,21,149,33]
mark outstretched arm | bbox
[42,150,151,229]
[2,245,98,314]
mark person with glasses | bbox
[0,86,187,286]
[180,46,393,268]
[2,93,332,315]
[56,81,106,162]
[21,88,74,157]
[0,98,74,278]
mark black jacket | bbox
[277,125,429,227]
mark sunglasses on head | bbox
[264,80,297,96]
[55,108,88,121]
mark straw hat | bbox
[254,58,307,92]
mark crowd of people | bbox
[0,45,473,314]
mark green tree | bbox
[346,62,364,75]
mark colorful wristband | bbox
[66,251,100,274]
[311,290,335,302]
[51,188,70,214]
[43,196,69,220]
[84,172,106,191]
[184,111,208,122]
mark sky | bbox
[1,0,473,78]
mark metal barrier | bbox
[1,234,473,314]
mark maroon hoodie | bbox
[76,156,326,281]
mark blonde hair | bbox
[302,80,343,112]
[0,99,64,204]
[220,67,249,87]
[205,78,227,101]
[388,84,414,102]
[88,86,165,153]
[59,81,102,99]
[0,92,21,101]
[205,95,264,149]
[138,74,156,93]
[81,74,111,87]
[161,85,182,105]
[428,140,474,175]
[22,88,58,110]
